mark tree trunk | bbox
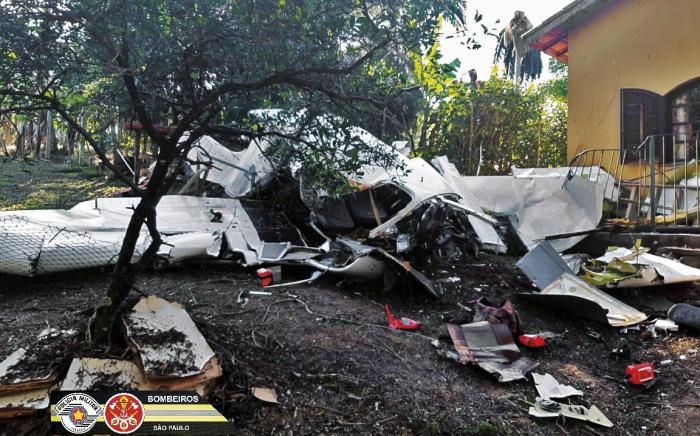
[26,119,33,159]
[134,130,141,184]
[66,126,74,161]
[89,148,174,344]
[46,111,53,160]
[89,199,151,344]
[16,121,24,159]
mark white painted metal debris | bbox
[529,397,613,428]
[124,296,217,378]
[539,273,647,327]
[186,135,274,198]
[532,372,583,399]
[654,319,679,332]
[60,358,147,391]
[251,387,279,403]
[439,170,604,252]
[0,196,261,276]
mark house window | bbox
[668,79,700,145]
[620,89,663,154]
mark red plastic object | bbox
[626,363,655,385]
[385,305,421,331]
[518,334,546,348]
[257,268,273,287]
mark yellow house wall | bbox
[568,0,700,179]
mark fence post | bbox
[650,136,656,232]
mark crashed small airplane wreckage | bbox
[0,111,630,298]
[0,116,512,296]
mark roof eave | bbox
[523,0,614,64]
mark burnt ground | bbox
[2,256,700,435]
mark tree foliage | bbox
[413,60,568,175]
[0,0,467,343]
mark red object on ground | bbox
[518,334,546,348]
[626,363,655,385]
[385,305,421,331]
[257,268,273,287]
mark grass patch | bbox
[0,160,123,210]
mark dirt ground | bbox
[2,161,700,435]
[3,259,700,435]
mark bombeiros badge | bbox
[104,392,146,434]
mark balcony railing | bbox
[564,134,700,231]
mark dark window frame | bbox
[620,79,700,164]
[620,88,665,162]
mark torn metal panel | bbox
[519,293,611,325]
[0,196,260,275]
[562,253,589,274]
[124,296,217,379]
[304,238,385,281]
[532,372,583,399]
[596,247,700,286]
[223,202,262,266]
[0,215,143,276]
[445,173,604,252]
[517,241,572,289]
[158,232,223,265]
[446,321,538,382]
[258,242,291,261]
[72,196,245,234]
[310,149,503,254]
[186,135,274,198]
[306,255,384,281]
[223,228,259,266]
[524,273,647,327]
[511,165,619,201]
[529,397,614,428]
[364,158,462,237]
[279,246,327,261]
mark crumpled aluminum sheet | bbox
[438,169,604,253]
[0,196,260,276]
[186,135,274,198]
